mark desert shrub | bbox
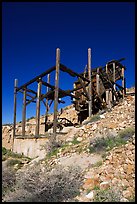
[2,167,16,197]
[71,137,81,145]
[83,114,100,125]
[2,147,31,161]
[6,159,23,167]
[118,127,135,141]
[89,126,135,154]
[93,187,122,202]
[3,164,83,202]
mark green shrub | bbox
[118,127,135,141]
[7,159,22,167]
[89,135,127,154]
[2,147,31,161]
[93,187,122,202]
[83,114,100,125]
[92,160,103,167]
[71,137,80,145]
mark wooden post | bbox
[88,48,92,117]
[22,88,26,136]
[105,64,109,107]
[113,62,116,101]
[108,88,112,109]
[45,74,50,132]
[13,79,18,142]
[122,67,125,99]
[106,90,109,107]
[106,63,108,73]
[35,78,42,137]
[96,68,100,95]
[53,48,60,141]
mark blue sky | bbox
[2,2,135,124]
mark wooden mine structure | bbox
[13,48,126,141]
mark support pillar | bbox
[88,48,92,117]
[106,90,109,108]
[122,67,125,99]
[45,74,50,132]
[113,62,116,101]
[13,79,18,149]
[22,88,26,136]
[53,48,60,141]
[35,78,42,137]
[96,68,100,95]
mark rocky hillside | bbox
[2,87,135,202]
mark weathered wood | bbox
[45,74,50,132]
[39,79,54,90]
[53,48,60,140]
[26,88,37,95]
[16,66,56,92]
[78,77,89,100]
[42,99,47,107]
[96,68,100,95]
[19,90,35,99]
[26,95,37,105]
[113,62,116,101]
[35,78,42,136]
[122,67,125,99]
[60,63,90,82]
[22,88,26,136]
[88,48,92,117]
[106,90,109,107]
[13,79,18,142]
[106,63,108,74]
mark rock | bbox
[100,115,105,119]
[92,124,97,130]
[122,189,133,199]
[77,137,83,142]
[127,164,134,175]
[120,197,129,202]
[85,191,94,199]
[100,181,110,190]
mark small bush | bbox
[118,127,135,141]
[83,114,100,125]
[89,135,127,154]
[92,160,103,167]
[2,167,16,197]
[71,137,80,145]
[46,147,59,159]
[2,147,31,161]
[3,164,83,202]
[7,159,23,167]
[93,187,122,202]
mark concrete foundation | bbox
[13,137,50,159]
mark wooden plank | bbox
[106,63,108,74]
[13,79,18,148]
[18,90,35,99]
[60,63,90,82]
[35,78,42,136]
[22,88,26,136]
[53,48,60,141]
[106,90,109,107]
[96,68,100,95]
[45,74,50,132]
[113,62,116,101]
[78,77,89,100]
[88,48,92,117]
[122,67,125,99]
[26,88,37,95]
[16,66,56,92]
[26,95,37,105]
[39,78,54,90]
